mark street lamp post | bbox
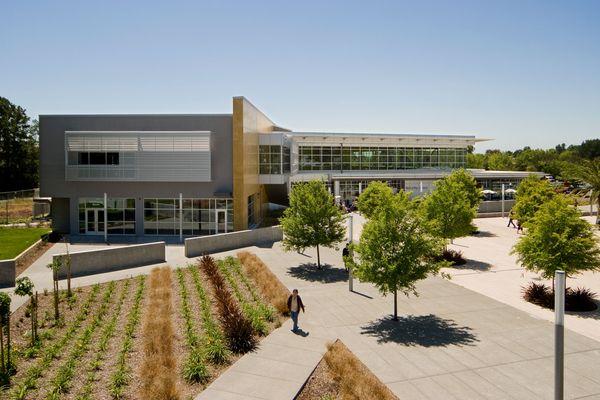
[555,270,565,400]
[348,214,353,292]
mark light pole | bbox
[348,213,354,292]
[501,183,505,218]
[555,270,565,400]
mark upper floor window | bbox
[70,151,120,165]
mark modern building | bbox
[39,96,537,239]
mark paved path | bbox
[445,216,600,343]
[196,241,600,400]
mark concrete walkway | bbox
[196,242,600,400]
[0,241,194,311]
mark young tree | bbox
[420,172,478,246]
[512,196,600,290]
[47,259,61,321]
[512,175,556,224]
[14,276,37,346]
[357,181,395,219]
[280,180,346,268]
[0,292,12,379]
[351,197,447,320]
[566,159,600,224]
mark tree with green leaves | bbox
[357,181,395,219]
[280,180,346,269]
[420,171,478,246]
[566,158,600,224]
[15,276,37,346]
[0,291,12,380]
[0,97,39,191]
[512,175,556,224]
[350,196,448,320]
[512,195,600,290]
[449,169,482,209]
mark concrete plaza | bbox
[3,215,600,399]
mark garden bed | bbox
[2,255,284,399]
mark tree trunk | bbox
[30,297,34,347]
[393,289,398,321]
[6,315,11,371]
[316,245,321,269]
[34,292,38,342]
[0,324,5,373]
[53,271,59,322]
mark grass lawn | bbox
[0,227,51,259]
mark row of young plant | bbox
[176,268,209,383]
[8,284,102,400]
[76,279,131,400]
[110,275,146,399]
[217,257,274,335]
[199,256,257,353]
[46,281,118,398]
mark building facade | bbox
[39,96,538,239]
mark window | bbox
[248,194,256,227]
[144,198,233,235]
[78,198,135,234]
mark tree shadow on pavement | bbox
[360,314,478,347]
[453,259,493,272]
[470,230,498,238]
[287,263,349,283]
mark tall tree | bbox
[280,180,346,268]
[351,196,447,320]
[0,97,39,191]
[512,175,556,224]
[357,181,398,219]
[566,158,600,224]
[449,169,482,209]
[420,171,478,246]
[512,195,600,289]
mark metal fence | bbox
[0,188,49,224]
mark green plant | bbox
[46,282,116,397]
[227,257,276,322]
[200,256,256,353]
[8,285,101,399]
[357,181,396,219]
[110,276,145,399]
[351,196,448,320]
[188,267,230,364]
[512,175,556,224]
[14,277,37,346]
[280,180,346,268]
[175,268,209,383]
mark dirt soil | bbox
[296,357,340,400]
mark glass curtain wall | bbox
[144,198,233,235]
[299,146,466,171]
[259,145,291,174]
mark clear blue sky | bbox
[1,0,599,152]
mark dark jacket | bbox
[287,295,305,313]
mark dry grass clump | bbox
[139,267,180,400]
[200,255,257,353]
[237,251,290,315]
[323,340,398,400]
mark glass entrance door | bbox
[215,209,227,234]
[86,209,105,234]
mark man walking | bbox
[342,242,350,271]
[507,210,517,228]
[287,289,305,333]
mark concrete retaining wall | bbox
[185,226,283,258]
[478,200,515,214]
[0,259,16,288]
[53,242,165,279]
[0,238,46,288]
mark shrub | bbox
[566,287,598,312]
[200,256,256,353]
[434,249,466,266]
[237,252,289,315]
[522,283,598,312]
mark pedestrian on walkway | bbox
[287,289,305,333]
[516,220,523,234]
[507,210,516,228]
[342,243,350,271]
